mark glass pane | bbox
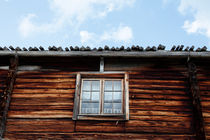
[81,103,99,114]
[83,80,91,91]
[105,81,112,91]
[104,103,112,114]
[113,81,121,91]
[92,81,100,91]
[82,91,90,101]
[104,92,112,102]
[113,92,122,103]
[92,92,100,101]
[113,103,122,114]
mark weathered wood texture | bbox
[0,56,15,138]
[0,68,9,137]
[187,61,206,140]
[195,59,210,139]
[4,57,196,139]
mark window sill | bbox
[76,114,126,121]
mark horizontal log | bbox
[12,93,74,98]
[8,110,73,118]
[17,71,76,75]
[12,89,75,94]
[9,105,73,110]
[10,98,74,106]
[129,105,192,112]
[125,126,193,134]
[125,120,192,128]
[129,84,186,90]
[129,93,190,100]
[129,79,187,84]
[129,110,192,117]
[14,82,75,89]
[203,112,210,118]
[129,115,193,122]
[199,85,210,91]
[129,75,187,80]
[76,125,124,133]
[6,119,74,132]
[130,99,191,106]
[15,78,75,83]
[129,89,187,95]
[4,132,196,140]
[201,101,210,107]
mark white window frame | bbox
[72,72,129,120]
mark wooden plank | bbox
[11,93,74,98]
[129,99,191,106]
[15,78,75,83]
[125,120,192,128]
[14,82,75,89]
[129,79,187,84]
[9,105,73,110]
[10,98,74,106]
[125,72,129,120]
[6,119,74,132]
[125,126,193,134]
[129,115,192,122]
[72,73,81,120]
[8,110,73,118]
[129,93,190,100]
[187,61,206,140]
[12,89,75,94]
[129,89,187,95]
[0,55,18,138]
[3,132,196,140]
[129,105,192,112]
[129,110,192,117]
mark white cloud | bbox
[101,25,133,42]
[80,25,133,44]
[18,14,36,38]
[178,0,210,38]
[19,0,135,38]
[80,31,95,44]
[18,13,62,38]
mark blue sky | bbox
[0,0,209,50]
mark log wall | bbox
[195,59,210,139]
[1,57,205,139]
[0,57,9,132]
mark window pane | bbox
[113,81,121,91]
[92,80,100,91]
[104,92,112,103]
[113,103,122,114]
[82,92,91,101]
[83,81,91,91]
[81,103,99,114]
[92,92,100,101]
[104,103,112,114]
[113,92,122,103]
[105,81,112,91]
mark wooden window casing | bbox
[73,72,129,121]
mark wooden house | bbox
[0,45,209,139]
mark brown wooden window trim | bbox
[73,72,129,121]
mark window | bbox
[73,72,129,120]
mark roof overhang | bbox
[0,51,210,58]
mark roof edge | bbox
[0,51,210,58]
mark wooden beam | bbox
[72,73,81,120]
[124,72,129,120]
[0,51,210,58]
[187,61,206,140]
[0,54,18,138]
